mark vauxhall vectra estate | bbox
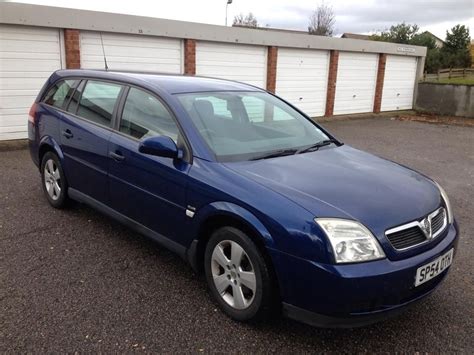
[28,70,459,327]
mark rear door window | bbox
[66,80,85,114]
[76,80,122,127]
[43,80,77,109]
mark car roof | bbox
[53,69,264,94]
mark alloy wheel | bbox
[43,159,61,201]
[211,240,257,310]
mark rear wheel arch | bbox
[40,150,69,208]
[39,144,55,165]
[38,137,64,169]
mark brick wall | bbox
[184,39,196,75]
[266,46,278,93]
[373,53,387,113]
[325,50,339,117]
[64,29,81,69]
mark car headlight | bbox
[435,181,454,224]
[315,218,385,264]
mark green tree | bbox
[370,23,442,73]
[411,32,442,73]
[369,23,419,44]
[424,48,443,73]
[441,25,471,68]
[444,24,470,52]
[411,32,436,49]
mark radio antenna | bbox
[99,32,109,71]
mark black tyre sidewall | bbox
[204,226,274,322]
[40,152,68,208]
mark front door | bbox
[107,87,190,243]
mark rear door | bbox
[60,79,123,204]
[107,87,191,242]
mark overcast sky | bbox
[15,0,474,39]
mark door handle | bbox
[109,151,125,162]
[62,129,73,139]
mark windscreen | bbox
[176,91,330,161]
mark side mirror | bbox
[138,136,183,159]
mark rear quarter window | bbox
[43,80,77,108]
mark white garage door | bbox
[196,41,266,88]
[381,55,418,111]
[276,48,329,117]
[333,52,378,115]
[0,25,63,140]
[80,31,183,73]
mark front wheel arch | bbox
[204,226,280,321]
[188,206,281,305]
[194,213,269,272]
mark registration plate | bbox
[415,249,454,287]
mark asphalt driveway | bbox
[1,118,473,352]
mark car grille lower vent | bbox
[385,207,447,251]
[386,226,426,250]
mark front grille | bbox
[386,226,426,250]
[385,207,447,250]
[431,209,446,234]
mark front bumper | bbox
[270,222,459,328]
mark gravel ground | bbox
[1,118,473,352]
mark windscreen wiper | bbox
[250,148,298,161]
[296,139,341,154]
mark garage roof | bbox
[0,1,426,57]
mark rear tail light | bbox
[28,103,38,124]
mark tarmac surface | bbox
[1,118,473,352]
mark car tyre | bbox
[40,151,69,209]
[204,226,278,322]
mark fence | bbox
[423,68,474,82]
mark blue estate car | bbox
[28,70,459,327]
